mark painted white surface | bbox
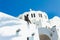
[0,10,60,40]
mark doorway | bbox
[39,34,51,40]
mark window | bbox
[31,14,33,17]
[16,29,21,33]
[44,15,47,19]
[32,33,35,36]
[50,33,52,37]
[53,25,56,28]
[16,29,21,36]
[34,14,35,17]
[31,13,35,18]
[27,37,29,40]
[41,14,42,17]
[26,14,29,17]
[39,14,42,17]
[24,14,29,21]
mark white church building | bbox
[0,9,60,40]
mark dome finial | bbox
[30,9,32,11]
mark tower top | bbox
[30,9,33,11]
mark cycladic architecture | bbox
[18,9,60,40]
[0,9,60,40]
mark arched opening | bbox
[39,34,51,40]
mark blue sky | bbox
[0,0,60,19]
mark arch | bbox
[39,34,51,40]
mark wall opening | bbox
[39,34,51,40]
